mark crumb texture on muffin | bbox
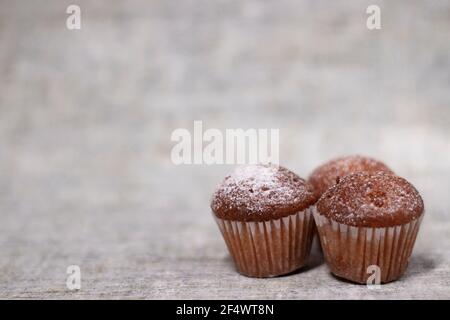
[308,155,393,196]
[316,172,424,227]
[211,164,317,221]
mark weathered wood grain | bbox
[0,0,449,299]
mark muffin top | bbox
[211,164,318,222]
[308,155,393,196]
[316,172,424,227]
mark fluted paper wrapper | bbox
[313,207,423,283]
[214,207,315,277]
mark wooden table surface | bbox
[0,0,449,299]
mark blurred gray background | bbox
[0,0,449,299]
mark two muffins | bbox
[308,155,394,196]
[211,156,424,283]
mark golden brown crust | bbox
[211,164,318,222]
[316,172,424,227]
[308,155,393,196]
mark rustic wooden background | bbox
[0,0,449,299]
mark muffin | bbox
[308,155,393,197]
[314,172,424,283]
[211,164,318,277]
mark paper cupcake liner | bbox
[311,205,323,254]
[313,207,423,283]
[214,207,316,277]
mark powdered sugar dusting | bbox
[317,172,424,227]
[211,164,317,221]
[308,155,393,196]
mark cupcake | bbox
[211,164,318,277]
[314,172,424,283]
[308,155,393,197]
